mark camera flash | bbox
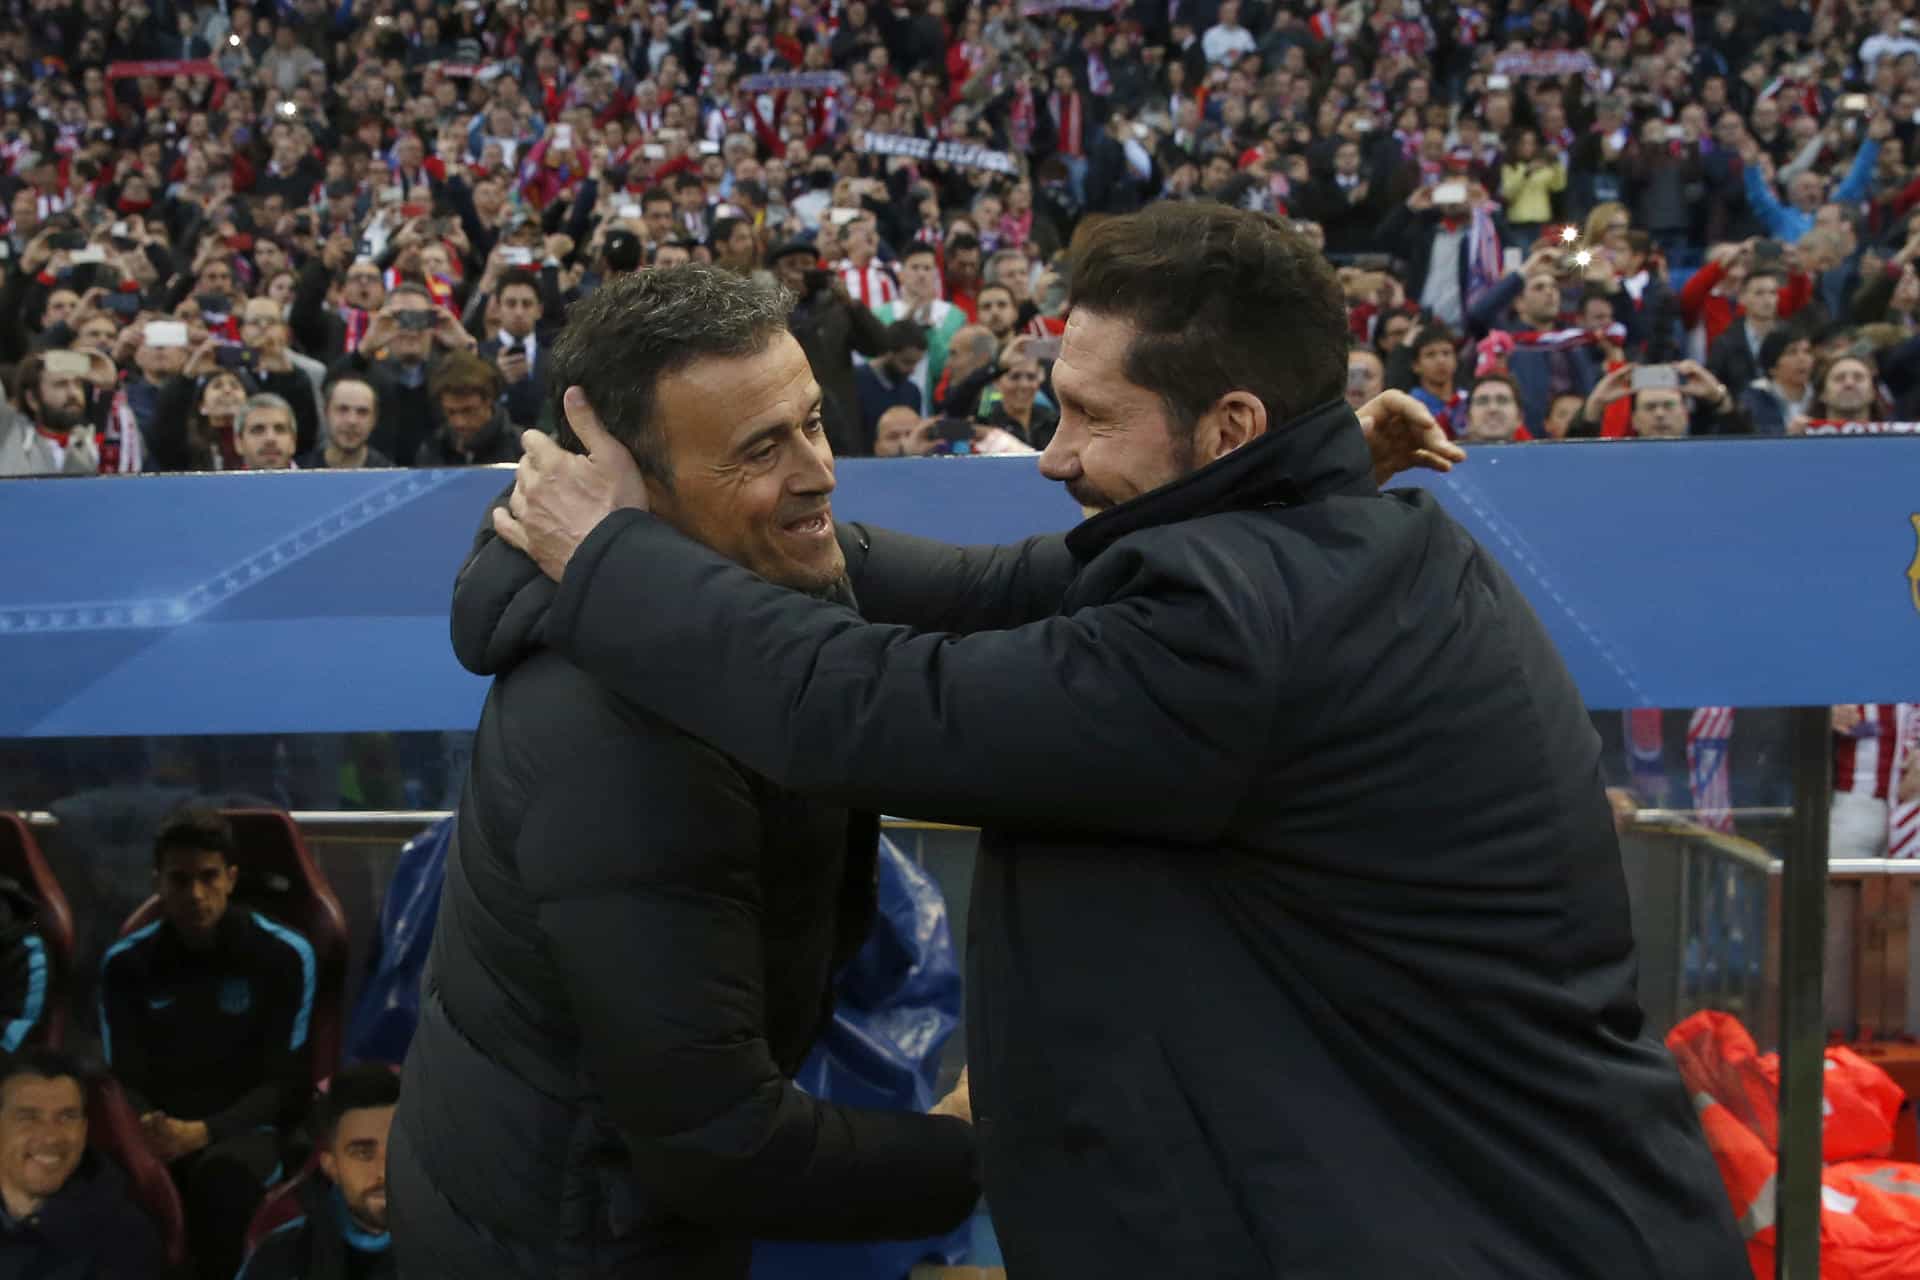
[1560,226,1579,244]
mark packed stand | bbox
[0,0,1918,477]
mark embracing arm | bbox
[524,728,978,1240]
[547,511,1278,837]
[838,521,1078,632]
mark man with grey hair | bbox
[235,393,298,470]
[389,266,981,1279]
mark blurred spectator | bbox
[238,298,321,455]
[328,284,464,466]
[418,351,519,467]
[98,808,315,1280]
[478,270,551,431]
[1405,323,1466,437]
[1808,351,1885,424]
[300,376,391,471]
[872,405,928,458]
[237,1065,398,1280]
[874,245,966,413]
[0,871,47,1053]
[1707,269,1788,394]
[1542,392,1587,441]
[236,393,299,471]
[1576,361,1749,438]
[975,343,1056,448]
[1741,114,1891,244]
[975,283,1020,344]
[769,241,888,457]
[0,1049,165,1278]
[1462,373,1530,445]
[1,353,98,476]
[855,320,928,449]
[1738,329,1818,436]
[1346,347,1385,411]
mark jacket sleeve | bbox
[0,926,47,1052]
[289,259,339,362]
[546,510,1279,839]
[1466,272,1523,338]
[521,725,980,1240]
[840,522,1078,633]
[204,924,312,1143]
[1742,164,1793,240]
[98,949,154,1114]
[1834,139,1883,205]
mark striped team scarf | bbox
[1475,323,1628,377]
[102,387,143,474]
[1687,706,1736,834]
[1466,203,1504,312]
[342,306,370,354]
[1892,705,1920,859]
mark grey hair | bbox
[242,392,297,429]
[547,265,794,489]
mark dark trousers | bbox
[173,1129,281,1280]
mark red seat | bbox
[0,812,74,1047]
[242,1153,320,1256]
[119,809,350,1089]
[87,1073,189,1270]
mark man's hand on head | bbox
[1355,390,1465,486]
[493,386,650,581]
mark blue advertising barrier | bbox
[0,438,1916,737]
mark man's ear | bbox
[1195,389,1268,464]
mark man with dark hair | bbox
[298,377,391,470]
[494,202,1745,1278]
[941,232,984,318]
[1706,267,1785,397]
[390,266,981,1278]
[854,320,928,454]
[417,351,519,467]
[480,271,552,431]
[973,283,1019,343]
[238,1065,399,1280]
[709,215,757,275]
[1,872,48,1053]
[0,351,99,476]
[328,282,470,466]
[1406,322,1466,437]
[767,241,891,458]
[1463,371,1529,443]
[0,1047,166,1277]
[99,806,317,1280]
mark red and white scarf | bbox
[1475,324,1627,377]
[1048,90,1083,158]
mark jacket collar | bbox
[1064,399,1376,563]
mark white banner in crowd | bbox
[1800,420,1920,435]
[1491,50,1597,77]
[859,132,1021,175]
[1020,0,1121,14]
[739,71,848,91]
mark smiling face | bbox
[1041,309,1194,513]
[646,332,844,592]
[0,1073,85,1218]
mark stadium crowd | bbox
[1,0,1920,482]
[4,0,1920,1274]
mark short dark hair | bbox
[496,269,541,302]
[431,348,502,403]
[314,1063,400,1146]
[640,187,674,210]
[673,172,704,192]
[901,243,938,266]
[883,319,928,353]
[1410,323,1458,355]
[153,806,235,871]
[389,281,433,306]
[710,215,748,248]
[977,282,1015,306]
[547,266,792,489]
[1471,370,1520,400]
[1743,266,1786,292]
[1065,203,1346,433]
[946,232,981,256]
[0,1046,87,1097]
[323,373,379,414]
